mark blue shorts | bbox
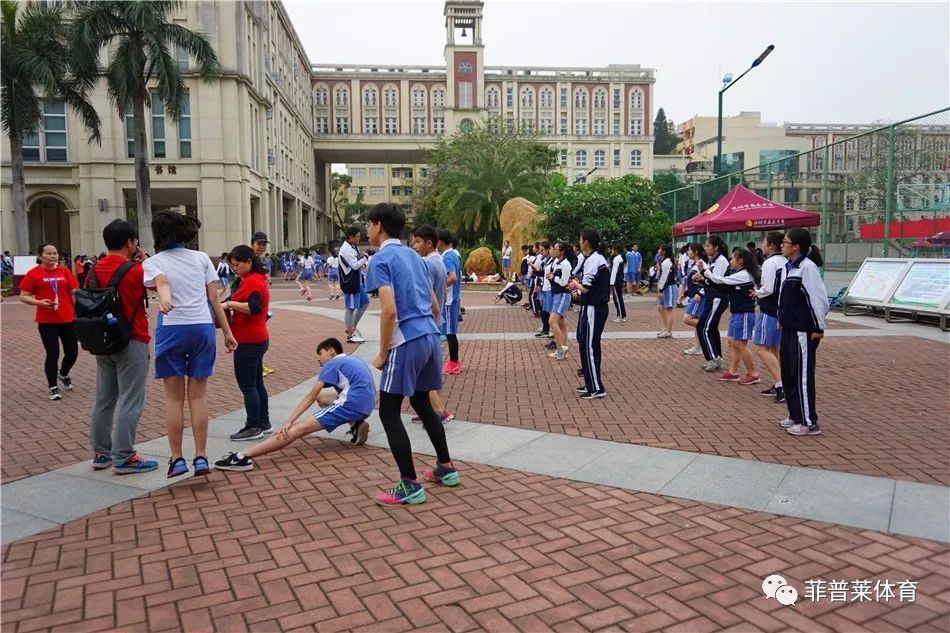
[541,290,552,313]
[298,269,313,281]
[727,312,756,341]
[442,302,460,335]
[686,296,706,318]
[154,322,216,379]
[344,289,369,310]
[315,402,372,433]
[626,271,642,283]
[658,285,677,308]
[327,269,339,281]
[502,256,511,268]
[752,312,781,347]
[380,334,443,396]
[550,292,571,317]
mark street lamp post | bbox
[715,44,775,176]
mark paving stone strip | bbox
[2,304,947,546]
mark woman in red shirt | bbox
[19,243,80,400]
[221,245,272,441]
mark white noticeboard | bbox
[844,258,911,306]
[12,256,37,276]
[888,260,950,311]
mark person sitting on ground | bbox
[214,337,374,471]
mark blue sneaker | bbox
[113,453,158,475]
[166,457,189,479]
[423,464,461,487]
[376,479,426,506]
[91,453,113,470]
[193,456,210,476]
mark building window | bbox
[613,113,621,136]
[560,116,568,135]
[540,117,553,134]
[575,150,587,168]
[785,187,799,204]
[363,87,377,107]
[630,88,643,109]
[369,167,385,178]
[593,118,606,135]
[560,87,568,109]
[413,117,426,134]
[520,115,534,132]
[176,44,189,71]
[574,89,587,109]
[613,149,620,167]
[629,118,642,135]
[335,117,349,133]
[593,90,606,109]
[351,186,365,196]
[520,87,533,108]
[432,87,446,108]
[384,116,397,134]
[22,129,40,161]
[540,88,553,108]
[364,117,378,134]
[369,185,385,197]
[178,92,191,158]
[411,88,426,108]
[858,198,868,211]
[560,149,568,166]
[487,87,499,109]
[314,87,328,105]
[845,197,855,211]
[612,88,621,109]
[594,149,606,168]
[43,100,67,161]
[315,116,329,134]
[630,149,642,167]
[433,117,445,135]
[506,86,513,108]
[350,167,366,178]
[574,117,587,135]
[759,150,799,178]
[151,92,165,158]
[124,104,134,158]
[458,81,473,109]
[384,87,397,107]
[334,86,349,106]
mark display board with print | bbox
[844,258,912,306]
[887,260,950,312]
[12,256,38,276]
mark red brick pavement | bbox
[0,299,348,484]
[439,334,950,486]
[2,439,948,633]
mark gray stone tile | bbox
[890,480,950,543]
[53,453,179,491]
[136,437,173,457]
[764,468,895,532]
[572,444,698,493]
[490,433,615,478]
[1,472,143,524]
[1,508,60,546]
[659,454,789,511]
[440,423,546,463]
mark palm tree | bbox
[1,0,100,255]
[436,147,547,240]
[70,0,220,252]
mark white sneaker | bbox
[778,418,795,429]
[348,334,366,343]
[657,331,672,339]
[683,346,702,355]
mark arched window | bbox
[383,86,398,107]
[412,87,426,107]
[629,88,643,110]
[629,149,642,167]
[539,87,554,108]
[593,89,607,109]
[313,85,328,106]
[520,86,534,108]
[574,88,588,109]
[363,87,377,107]
[432,86,446,108]
[594,149,606,168]
[575,150,588,168]
[486,86,500,109]
[334,85,349,106]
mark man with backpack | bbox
[82,219,158,474]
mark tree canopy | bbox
[652,107,680,155]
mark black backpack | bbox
[75,261,140,355]
[338,247,364,294]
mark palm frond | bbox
[159,22,221,82]
[143,33,185,120]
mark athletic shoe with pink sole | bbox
[739,374,761,385]
[717,372,741,381]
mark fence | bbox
[659,107,950,292]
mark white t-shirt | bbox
[327,256,339,269]
[143,248,218,325]
[304,256,314,270]
[503,246,512,258]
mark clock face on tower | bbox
[458,61,472,74]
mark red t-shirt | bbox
[20,264,79,323]
[92,255,150,344]
[229,272,269,344]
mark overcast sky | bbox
[283,0,949,127]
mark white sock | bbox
[775,381,783,389]
[236,452,245,459]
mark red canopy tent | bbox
[672,185,821,237]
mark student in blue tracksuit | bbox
[753,232,788,403]
[681,243,707,356]
[568,230,610,399]
[437,230,463,374]
[624,244,642,294]
[366,203,459,505]
[700,248,761,385]
[777,228,829,437]
[695,236,731,372]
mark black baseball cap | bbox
[251,232,269,244]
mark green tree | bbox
[537,174,666,248]
[652,107,680,155]
[330,172,353,236]
[1,0,100,255]
[70,0,221,253]
[413,117,557,244]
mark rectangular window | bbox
[351,186,365,196]
[612,113,621,135]
[384,117,397,134]
[594,151,605,168]
[559,149,567,166]
[43,100,67,161]
[759,150,799,178]
[629,118,642,135]
[22,130,41,161]
[593,118,606,135]
[540,118,553,134]
[613,149,620,167]
[350,167,366,178]
[315,116,328,134]
[560,116,568,135]
[413,117,426,134]
[506,86,513,107]
[574,118,587,135]
[151,93,165,158]
[125,104,135,158]
[335,117,349,134]
[369,185,385,196]
[560,87,567,109]
[363,117,378,134]
[459,81,473,109]
[432,117,445,135]
[612,88,621,109]
[784,187,799,204]
[369,167,385,178]
[176,44,189,71]
[178,92,191,158]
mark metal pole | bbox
[883,125,895,257]
[820,144,829,279]
[673,190,677,224]
[716,91,723,176]
[767,172,773,200]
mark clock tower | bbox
[443,1,485,132]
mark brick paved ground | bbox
[0,296,346,484]
[2,439,948,633]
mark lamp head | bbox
[751,44,775,67]
[722,73,734,86]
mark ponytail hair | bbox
[764,231,784,251]
[705,235,727,257]
[229,244,265,275]
[785,228,823,267]
[687,242,705,261]
[734,248,761,285]
[659,243,673,261]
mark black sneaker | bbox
[229,426,264,441]
[581,390,607,400]
[575,386,589,394]
[544,341,557,349]
[214,452,254,472]
[347,420,369,446]
[534,330,548,338]
[261,423,274,435]
[774,388,786,404]
[58,374,73,391]
[760,386,777,397]
[48,386,62,401]
[577,368,584,377]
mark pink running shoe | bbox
[738,374,761,385]
[443,361,462,375]
[717,372,741,381]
